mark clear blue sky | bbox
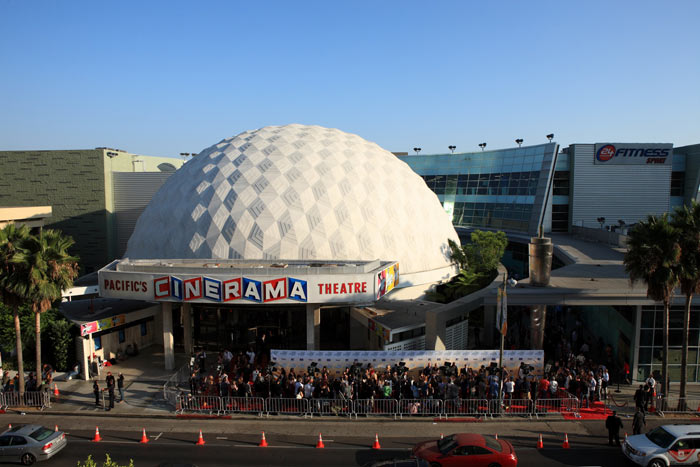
[1,1,698,157]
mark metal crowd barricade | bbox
[353,398,398,419]
[2,391,51,410]
[443,398,490,418]
[308,398,354,417]
[221,397,265,416]
[656,397,700,416]
[265,398,310,417]
[397,398,443,419]
[499,398,534,417]
[176,394,222,415]
[0,392,5,410]
[533,397,579,418]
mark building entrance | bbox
[192,304,307,351]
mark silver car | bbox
[0,425,67,465]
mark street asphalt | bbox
[2,413,699,466]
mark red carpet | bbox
[563,401,611,420]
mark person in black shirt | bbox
[117,373,125,403]
[93,380,101,407]
[605,410,623,446]
[105,372,115,410]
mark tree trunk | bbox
[35,311,41,388]
[662,301,670,398]
[13,307,25,394]
[680,294,692,410]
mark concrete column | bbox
[182,302,193,357]
[530,305,547,350]
[162,302,175,370]
[425,310,447,351]
[82,337,90,381]
[306,304,321,350]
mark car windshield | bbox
[483,436,502,452]
[29,427,53,442]
[646,427,676,449]
[437,435,458,454]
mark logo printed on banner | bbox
[183,277,202,301]
[153,275,309,303]
[288,278,308,302]
[171,277,183,300]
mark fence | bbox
[221,397,265,416]
[164,363,193,408]
[172,396,579,419]
[2,391,51,410]
[655,397,700,416]
[176,395,222,415]
[264,398,310,417]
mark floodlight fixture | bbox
[448,145,456,154]
[546,133,554,142]
[515,138,523,147]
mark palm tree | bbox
[671,202,700,405]
[624,214,680,398]
[14,229,78,383]
[0,223,32,394]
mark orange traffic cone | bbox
[440,433,444,440]
[54,425,58,432]
[140,428,149,444]
[53,384,59,397]
[93,426,102,442]
[495,433,498,440]
[259,431,268,447]
[536,433,543,449]
[625,432,629,442]
[372,433,381,450]
[196,429,205,446]
[316,433,325,449]
[562,433,570,449]
[8,424,11,430]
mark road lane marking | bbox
[216,437,228,440]
[155,432,163,440]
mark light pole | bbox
[515,139,523,147]
[479,143,487,151]
[546,133,554,142]
[413,147,421,155]
[497,272,509,413]
[448,145,456,154]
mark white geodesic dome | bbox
[125,124,459,284]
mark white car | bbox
[623,425,700,466]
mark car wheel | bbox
[647,460,666,467]
[21,453,36,466]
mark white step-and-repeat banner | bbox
[270,349,544,378]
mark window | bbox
[10,436,27,446]
[94,335,102,350]
[0,436,10,447]
[671,171,684,197]
[118,329,126,344]
[553,171,570,196]
[141,322,148,336]
[29,428,54,441]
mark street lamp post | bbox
[497,272,508,413]
[478,143,487,151]
[448,145,456,154]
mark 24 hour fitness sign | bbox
[98,263,398,305]
[594,143,672,165]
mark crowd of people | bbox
[187,347,568,405]
[1,364,54,393]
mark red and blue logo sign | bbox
[153,275,308,303]
[596,145,616,162]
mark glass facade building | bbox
[399,143,559,235]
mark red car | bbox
[412,433,517,467]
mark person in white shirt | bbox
[504,377,515,409]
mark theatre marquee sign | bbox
[98,262,399,305]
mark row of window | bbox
[422,172,541,197]
[671,171,685,197]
